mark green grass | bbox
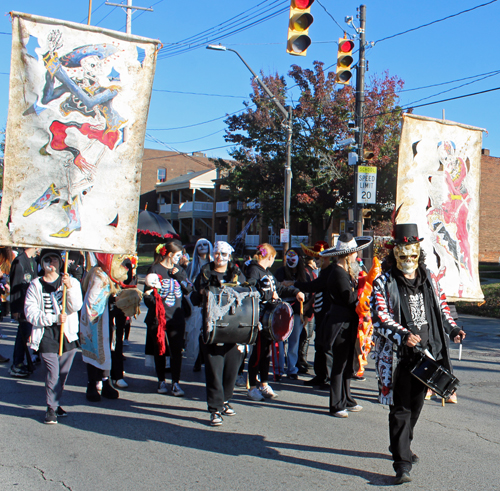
[456,282,500,318]
[137,255,153,275]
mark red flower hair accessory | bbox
[257,245,268,258]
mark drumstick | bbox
[299,300,303,323]
[459,339,463,361]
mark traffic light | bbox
[286,0,314,57]
[336,38,355,84]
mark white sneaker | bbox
[171,382,185,397]
[346,405,363,412]
[248,387,265,401]
[113,379,128,389]
[157,381,169,394]
[235,374,247,387]
[260,385,278,399]
[331,410,349,418]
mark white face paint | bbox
[394,243,420,275]
[214,251,230,267]
[197,243,209,255]
[286,251,299,268]
[42,255,61,273]
[171,251,183,265]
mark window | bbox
[157,168,166,182]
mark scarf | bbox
[154,289,168,355]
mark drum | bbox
[203,285,261,345]
[410,353,460,399]
[260,301,294,342]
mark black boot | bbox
[86,382,101,402]
[101,379,119,399]
[297,335,311,373]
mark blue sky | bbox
[1,0,499,160]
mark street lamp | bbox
[207,44,293,254]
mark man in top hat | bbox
[371,223,466,485]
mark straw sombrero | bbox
[319,233,373,257]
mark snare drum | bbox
[203,285,260,345]
[410,353,460,399]
[260,301,294,342]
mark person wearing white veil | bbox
[185,239,214,366]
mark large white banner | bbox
[0,13,159,253]
[396,113,484,302]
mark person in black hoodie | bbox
[319,233,372,418]
[295,241,333,388]
[9,247,39,377]
[191,241,246,426]
[144,239,192,397]
[274,249,314,379]
[246,243,304,401]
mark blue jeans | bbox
[286,314,303,375]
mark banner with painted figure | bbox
[396,113,484,302]
[0,13,159,253]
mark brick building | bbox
[139,148,215,212]
[479,149,500,262]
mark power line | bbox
[374,0,498,44]
[157,0,288,60]
[117,0,164,31]
[364,85,500,120]
[153,88,248,99]
[80,0,107,24]
[399,69,500,93]
[315,0,345,33]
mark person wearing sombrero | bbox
[296,241,333,387]
[371,223,466,485]
[319,233,373,418]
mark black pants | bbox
[389,362,427,472]
[313,313,330,382]
[248,333,271,386]
[110,308,127,381]
[154,320,185,384]
[329,322,357,413]
[201,343,243,413]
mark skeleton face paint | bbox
[286,251,299,268]
[171,252,183,265]
[197,242,209,255]
[214,251,230,267]
[394,243,420,275]
[42,255,61,273]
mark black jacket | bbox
[245,260,299,303]
[10,251,38,316]
[191,261,246,306]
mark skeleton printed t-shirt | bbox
[407,291,430,349]
[39,276,77,353]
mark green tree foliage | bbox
[213,62,405,240]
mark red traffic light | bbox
[336,37,355,84]
[339,39,355,53]
[294,0,314,8]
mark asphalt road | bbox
[1,311,499,491]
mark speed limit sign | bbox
[357,166,377,204]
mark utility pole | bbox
[353,4,366,237]
[105,0,153,34]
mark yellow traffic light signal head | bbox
[336,38,355,84]
[287,0,315,57]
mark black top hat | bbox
[393,224,424,245]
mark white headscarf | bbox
[213,241,234,255]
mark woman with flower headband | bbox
[190,240,246,426]
[245,244,304,401]
[144,239,192,397]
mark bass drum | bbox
[203,285,260,345]
[260,301,294,342]
[410,353,460,399]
